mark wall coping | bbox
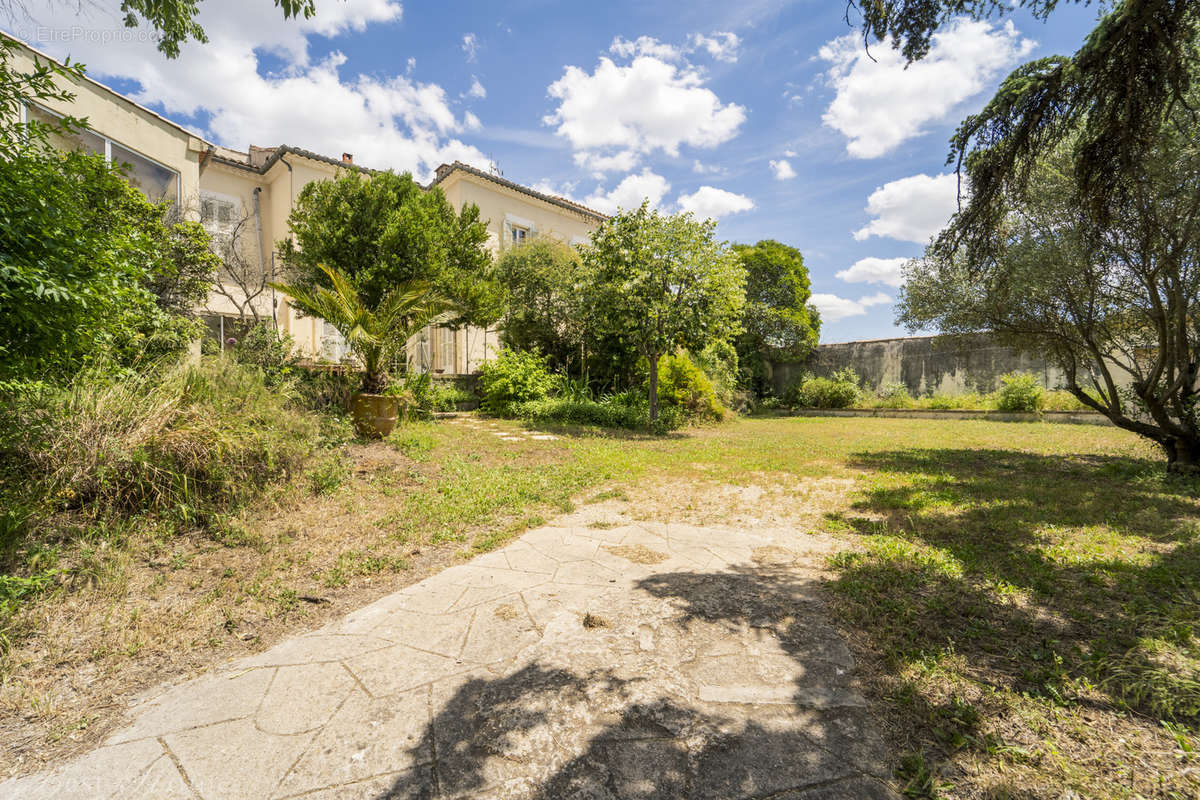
[778,408,1112,426]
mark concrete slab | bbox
[0,516,897,800]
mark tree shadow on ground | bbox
[378,564,894,799]
[824,447,1200,795]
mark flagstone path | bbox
[0,504,896,799]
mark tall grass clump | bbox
[0,357,320,534]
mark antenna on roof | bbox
[487,154,503,178]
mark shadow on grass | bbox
[824,447,1200,793]
[379,564,893,799]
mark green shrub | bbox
[477,349,557,415]
[232,323,299,387]
[785,368,860,409]
[994,372,1045,412]
[430,384,477,411]
[691,341,740,408]
[1043,390,1088,411]
[0,359,319,532]
[656,351,727,422]
[875,382,915,409]
[512,391,683,433]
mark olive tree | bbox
[901,116,1200,471]
[582,203,746,426]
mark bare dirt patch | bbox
[603,544,668,564]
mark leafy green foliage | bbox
[582,202,746,425]
[233,323,300,387]
[278,170,499,328]
[0,146,216,380]
[477,348,559,415]
[115,0,317,58]
[732,240,819,396]
[994,372,1044,413]
[495,238,593,377]
[784,368,860,409]
[656,351,726,422]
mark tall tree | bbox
[847,1,1200,239]
[731,240,820,396]
[278,171,498,328]
[901,112,1200,471]
[582,203,746,426]
[494,238,592,377]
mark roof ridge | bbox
[435,160,608,221]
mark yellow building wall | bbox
[10,43,203,204]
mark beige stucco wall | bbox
[438,172,600,255]
[10,41,204,204]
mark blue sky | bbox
[6,0,1101,342]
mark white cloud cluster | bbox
[677,186,754,219]
[854,172,959,244]
[836,257,909,288]
[769,158,796,180]
[810,292,893,323]
[819,19,1035,158]
[546,35,746,176]
[609,35,682,61]
[466,77,487,99]
[583,169,672,215]
[689,32,740,63]
[11,0,490,180]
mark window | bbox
[200,192,241,262]
[200,314,249,352]
[111,142,179,203]
[23,103,181,204]
[510,225,529,244]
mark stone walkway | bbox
[0,507,896,799]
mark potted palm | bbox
[273,264,452,438]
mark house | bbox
[7,35,606,375]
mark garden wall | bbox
[770,334,1067,397]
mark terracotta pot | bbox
[350,393,400,439]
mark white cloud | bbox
[769,159,796,180]
[854,172,959,244]
[463,111,482,131]
[836,257,909,288]
[609,35,681,61]
[689,31,740,63]
[573,150,640,177]
[583,169,670,214]
[691,160,726,176]
[466,77,486,99]
[544,56,746,175]
[10,0,489,181]
[810,292,893,323]
[461,32,478,62]
[676,186,754,220]
[819,19,1035,158]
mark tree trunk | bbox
[648,354,660,430]
[1164,435,1200,474]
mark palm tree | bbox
[272,264,453,394]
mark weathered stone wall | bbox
[770,334,1067,397]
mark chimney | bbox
[342,152,354,164]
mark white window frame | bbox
[23,102,182,205]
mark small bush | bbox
[994,372,1045,412]
[875,382,915,409]
[307,453,351,496]
[1043,390,1088,411]
[430,384,477,412]
[656,351,726,422]
[477,349,557,415]
[232,323,299,386]
[785,368,860,409]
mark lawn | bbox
[1,415,1195,797]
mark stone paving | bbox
[0,506,897,799]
